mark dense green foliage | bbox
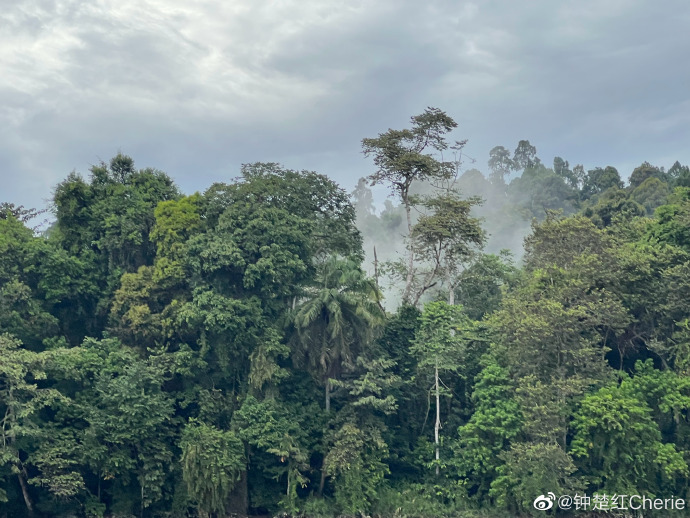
[2,112,690,517]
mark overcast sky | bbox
[2,0,689,211]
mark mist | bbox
[352,138,687,309]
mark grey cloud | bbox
[1,0,689,211]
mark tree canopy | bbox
[3,122,690,518]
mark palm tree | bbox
[291,256,385,412]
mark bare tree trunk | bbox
[435,359,440,476]
[402,194,415,305]
[17,469,34,517]
[320,370,332,495]
[318,464,327,496]
[373,247,385,312]
[286,464,291,498]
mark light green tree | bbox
[324,356,399,514]
[411,301,473,475]
[454,357,521,504]
[180,420,245,517]
[571,380,687,495]
[0,335,70,512]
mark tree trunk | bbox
[373,246,385,312]
[435,359,440,476]
[318,462,327,496]
[402,193,415,305]
[227,469,248,517]
[448,281,455,305]
[320,377,332,496]
[17,470,34,517]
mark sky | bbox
[2,0,690,211]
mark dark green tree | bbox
[324,356,399,514]
[487,146,514,185]
[631,177,671,215]
[582,187,645,227]
[78,338,176,515]
[453,252,516,320]
[629,161,667,189]
[291,256,384,412]
[669,160,690,187]
[512,140,540,170]
[581,166,623,200]
[51,154,179,338]
[553,156,579,188]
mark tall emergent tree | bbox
[487,146,514,185]
[51,154,179,340]
[362,107,464,304]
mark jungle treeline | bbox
[3,109,690,517]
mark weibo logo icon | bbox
[533,492,556,511]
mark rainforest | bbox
[3,109,690,517]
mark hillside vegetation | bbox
[2,110,690,517]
